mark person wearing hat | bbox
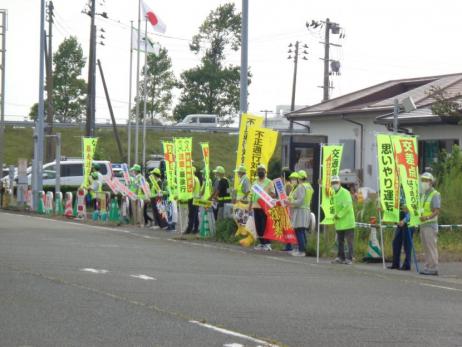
[130,164,145,227]
[331,175,356,265]
[419,172,441,276]
[185,167,201,234]
[211,166,231,221]
[233,165,250,204]
[149,168,167,229]
[288,172,310,256]
[251,164,276,251]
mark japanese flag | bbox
[141,1,167,33]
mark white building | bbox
[286,73,462,189]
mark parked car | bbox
[176,114,218,127]
[26,159,112,188]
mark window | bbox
[190,117,198,123]
[61,164,83,177]
[419,139,459,172]
[339,139,356,170]
[199,117,215,124]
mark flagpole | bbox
[134,0,141,165]
[127,20,134,167]
[375,155,387,269]
[142,16,148,174]
[316,143,323,264]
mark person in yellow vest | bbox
[298,169,314,251]
[211,166,231,221]
[288,172,308,256]
[419,172,441,276]
[251,164,276,251]
[149,168,167,229]
[185,167,201,234]
[233,165,250,205]
[87,163,103,209]
[130,164,145,227]
[200,168,213,200]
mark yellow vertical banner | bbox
[234,114,264,189]
[245,127,278,181]
[376,134,400,223]
[200,142,212,200]
[162,141,176,199]
[174,138,193,201]
[320,145,343,225]
[82,137,98,188]
[392,135,420,227]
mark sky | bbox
[3,0,462,123]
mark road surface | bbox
[0,211,461,346]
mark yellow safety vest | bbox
[420,189,439,224]
[302,182,314,209]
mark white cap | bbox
[331,175,341,182]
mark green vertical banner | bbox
[174,138,194,201]
[82,137,98,188]
[377,134,400,223]
[200,142,212,200]
[162,141,176,200]
[392,135,421,227]
[320,145,343,225]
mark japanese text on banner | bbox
[234,114,264,189]
[245,127,278,181]
[392,135,420,227]
[174,138,193,201]
[82,137,98,188]
[200,142,212,200]
[377,134,400,223]
[320,145,343,225]
[162,141,176,199]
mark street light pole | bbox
[239,0,248,129]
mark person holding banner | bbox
[149,168,167,229]
[233,165,250,204]
[419,172,441,276]
[331,175,356,265]
[251,164,276,251]
[185,167,201,234]
[288,172,309,257]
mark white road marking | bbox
[80,268,108,274]
[223,344,244,347]
[190,320,279,347]
[419,282,462,292]
[130,274,156,280]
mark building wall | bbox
[413,124,462,142]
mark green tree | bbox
[174,3,245,124]
[29,36,87,122]
[135,46,177,123]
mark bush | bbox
[214,217,238,243]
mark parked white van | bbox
[176,114,218,127]
[27,159,112,187]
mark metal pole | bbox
[393,98,399,133]
[290,41,299,112]
[0,10,6,180]
[85,0,95,137]
[375,154,386,269]
[323,18,330,102]
[127,20,134,167]
[239,0,248,129]
[91,24,97,135]
[316,143,323,263]
[142,17,148,174]
[45,1,54,162]
[55,132,61,194]
[134,0,141,164]
[34,0,46,210]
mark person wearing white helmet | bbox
[419,172,441,276]
[331,175,356,265]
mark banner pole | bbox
[316,143,323,264]
[376,153,387,269]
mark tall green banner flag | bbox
[174,138,194,201]
[82,137,98,188]
[320,144,343,225]
[377,134,400,223]
[200,142,212,200]
[392,135,421,227]
[163,141,176,199]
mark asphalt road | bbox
[0,211,461,347]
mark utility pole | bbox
[322,18,330,102]
[85,0,96,137]
[260,109,272,127]
[0,10,6,179]
[134,0,141,165]
[288,41,308,112]
[239,0,249,129]
[45,1,54,162]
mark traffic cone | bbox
[37,191,45,214]
[363,216,383,263]
[45,192,54,215]
[64,192,73,218]
[76,189,86,220]
[55,192,64,215]
[109,198,120,223]
[199,208,211,238]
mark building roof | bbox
[286,73,462,120]
[375,108,443,126]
